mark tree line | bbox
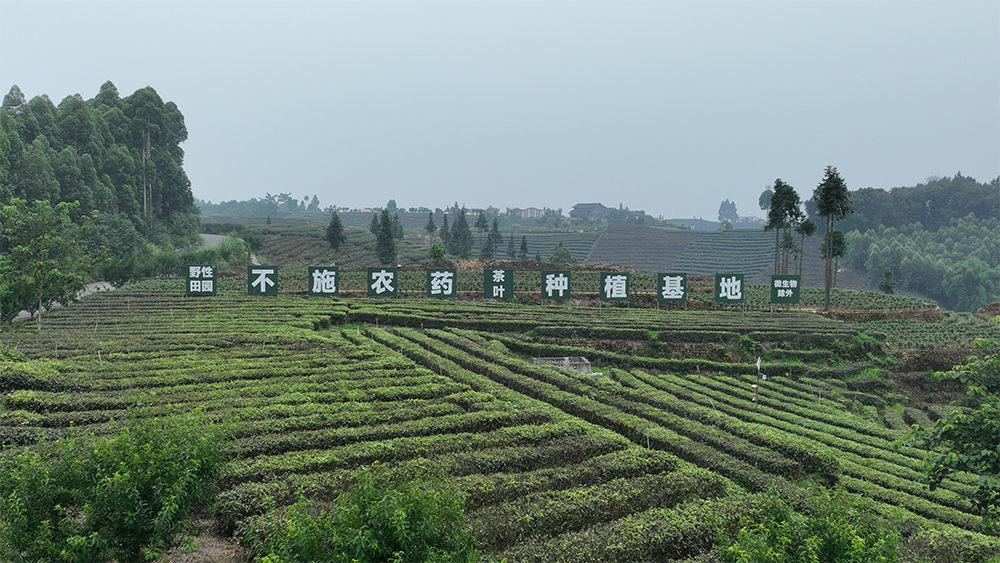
[0,83,230,326]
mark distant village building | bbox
[570,203,610,221]
[507,207,545,218]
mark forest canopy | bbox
[0,82,200,248]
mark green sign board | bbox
[367,267,398,297]
[248,266,278,296]
[308,266,339,297]
[600,272,630,301]
[714,273,744,303]
[542,271,571,300]
[186,265,216,296]
[770,275,801,304]
[484,269,513,300]
[657,273,686,302]
[427,269,457,298]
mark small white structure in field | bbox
[533,356,594,375]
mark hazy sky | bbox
[2,1,997,220]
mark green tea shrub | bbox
[0,409,226,563]
[719,486,900,563]
[241,462,479,563]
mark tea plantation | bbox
[1,281,998,562]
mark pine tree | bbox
[325,210,345,249]
[424,211,436,236]
[448,208,473,259]
[439,214,450,246]
[507,234,516,260]
[519,236,529,260]
[369,212,380,235]
[375,209,396,264]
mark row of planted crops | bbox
[1,282,998,561]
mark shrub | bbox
[0,409,226,563]
[241,462,480,563]
[718,486,901,563]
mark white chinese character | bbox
[430,271,454,295]
[661,276,684,299]
[773,279,781,288]
[493,285,506,298]
[370,270,395,294]
[189,266,202,278]
[545,273,569,297]
[790,280,798,288]
[251,268,276,292]
[604,275,628,299]
[718,276,742,300]
[492,270,505,283]
[782,279,790,288]
[202,266,214,278]
[189,280,202,292]
[201,280,213,293]
[312,269,337,293]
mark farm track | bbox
[2,286,999,560]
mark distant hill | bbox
[584,226,697,272]
[584,226,868,290]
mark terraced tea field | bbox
[1,284,998,561]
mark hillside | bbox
[584,225,698,271]
[1,283,998,561]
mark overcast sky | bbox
[1,0,997,220]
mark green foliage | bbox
[813,166,853,311]
[447,209,472,259]
[0,409,227,563]
[902,339,1000,534]
[718,199,738,223]
[425,211,437,236]
[719,486,901,563]
[325,211,345,250]
[0,198,102,327]
[879,268,897,295]
[845,214,1000,312]
[429,243,447,263]
[548,245,577,264]
[240,463,479,563]
[376,209,397,264]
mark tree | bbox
[386,199,397,212]
[428,243,446,263]
[902,339,1000,534]
[424,211,436,236]
[765,179,803,275]
[369,212,380,235]
[392,213,404,240]
[439,214,450,246]
[758,187,773,211]
[447,208,473,259]
[820,229,847,287]
[519,236,529,261]
[878,268,896,294]
[718,199,738,223]
[813,166,853,311]
[375,209,396,264]
[506,234,516,260]
[307,195,320,211]
[0,199,99,328]
[325,210,345,249]
[549,246,577,264]
[474,213,489,248]
[795,218,817,276]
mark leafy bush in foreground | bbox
[719,486,901,563]
[241,462,479,563]
[0,409,226,563]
